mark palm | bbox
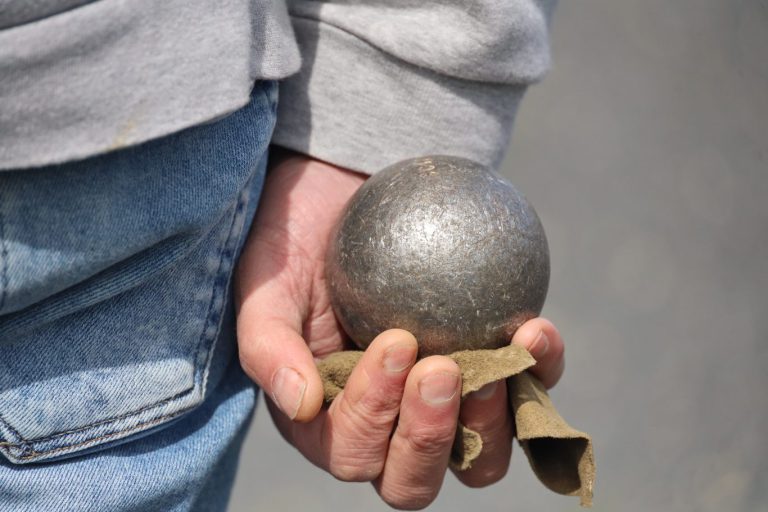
[236,152,366,359]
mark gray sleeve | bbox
[271,0,557,174]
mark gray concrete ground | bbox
[230,1,768,510]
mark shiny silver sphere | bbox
[325,155,549,356]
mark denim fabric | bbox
[0,80,277,510]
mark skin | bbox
[235,151,565,509]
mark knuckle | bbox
[405,427,455,457]
[357,397,401,428]
[335,390,399,433]
[353,373,404,414]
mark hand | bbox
[235,151,565,508]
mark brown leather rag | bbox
[317,345,595,507]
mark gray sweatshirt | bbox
[0,0,555,173]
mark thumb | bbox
[237,301,325,422]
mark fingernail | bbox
[471,381,498,401]
[383,343,417,373]
[271,367,306,420]
[419,372,460,405]
[528,330,550,359]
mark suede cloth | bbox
[317,345,595,507]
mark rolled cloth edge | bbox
[508,372,595,507]
[316,345,594,506]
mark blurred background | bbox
[231,1,768,510]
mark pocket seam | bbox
[0,181,250,462]
[0,204,9,312]
[0,386,194,447]
[0,406,194,461]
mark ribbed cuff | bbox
[272,17,528,175]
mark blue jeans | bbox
[0,81,277,511]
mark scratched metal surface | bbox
[230,1,768,510]
[326,155,549,356]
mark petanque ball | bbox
[325,155,550,356]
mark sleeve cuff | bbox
[272,17,528,175]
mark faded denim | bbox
[0,80,277,511]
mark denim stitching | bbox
[15,194,245,457]
[0,386,195,446]
[8,406,196,461]
[0,411,32,456]
[0,231,208,452]
[0,88,271,462]
[0,412,26,445]
[0,232,202,340]
[190,181,247,399]
[0,203,9,312]
[1,172,251,459]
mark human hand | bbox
[235,151,565,508]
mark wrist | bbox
[270,146,368,190]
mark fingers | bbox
[512,317,565,389]
[235,193,326,421]
[374,356,462,510]
[452,317,565,489]
[451,380,514,487]
[237,310,326,422]
[271,329,418,482]
[257,316,563,510]
[322,329,418,481]
[268,331,464,512]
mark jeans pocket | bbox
[0,81,276,464]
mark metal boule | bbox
[325,155,550,356]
